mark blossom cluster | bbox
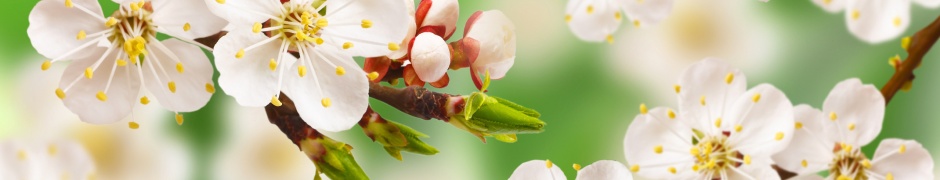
[813,0,940,43]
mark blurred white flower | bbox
[0,140,95,180]
[461,10,516,89]
[772,78,934,179]
[209,0,410,132]
[812,0,940,43]
[411,32,451,82]
[564,0,626,43]
[509,160,633,180]
[624,59,793,180]
[27,0,222,124]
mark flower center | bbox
[266,3,328,50]
[830,143,871,180]
[690,135,744,177]
[107,1,156,62]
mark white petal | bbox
[790,174,826,180]
[812,0,848,13]
[575,160,633,180]
[621,0,674,26]
[845,0,911,44]
[49,141,96,180]
[419,0,459,39]
[727,165,781,180]
[467,10,516,79]
[771,105,834,175]
[283,45,369,132]
[914,0,940,8]
[508,160,567,180]
[821,78,884,147]
[387,17,416,60]
[624,107,697,179]
[677,58,747,134]
[203,0,279,27]
[726,84,794,158]
[411,32,450,82]
[565,0,622,42]
[28,0,107,59]
[215,31,294,107]
[60,48,141,124]
[323,0,410,57]
[151,0,227,40]
[0,141,44,180]
[141,39,214,112]
[870,139,934,180]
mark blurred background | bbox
[1,0,939,179]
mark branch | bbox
[368,82,464,121]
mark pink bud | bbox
[415,0,460,40]
[410,32,451,82]
[463,10,516,80]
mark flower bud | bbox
[449,92,544,143]
[463,10,516,81]
[299,136,367,180]
[360,108,439,161]
[415,0,460,39]
[411,32,451,82]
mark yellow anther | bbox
[700,96,706,106]
[106,17,118,27]
[565,14,572,23]
[117,59,127,67]
[367,71,380,81]
[140,96,150,105]
[586,5,594,14]
[837,175,851,180]
[654,145,663,154]
[295,32,309,41]
[315,37,324,45]
[725,72,735,84]
[894,16,902,27]
[545,160,553,168]
[639,103,648,114]
[902,36,912,50]
[689,147,700,155]
[843,144,853,153]
[176,62,184,73]
[361,19,373,28]
[674,84,681,94]
[321,98,332,108]
[714,118,722,128]
[298,66,307,77]
[752,93,761,103]
[77,30,86,40]
[183,23,191,32]
[47,144,57,156]
[388,43,400,51]
[633,20,641,27]
[96,91,107,102]
[692,165,700,171]
[85,67,94,79]
[168,81,177,93]
[123,36,148,60]
[216,0,225,4]
[252,22,262,33]
[829,112,837,121]
[42,60,52,71]
[205,83,215,94]
[667,109,676,119]
[886,173,894,180]
[775,132,784,141]
[236,49,245,59]
[614,12,622,20]
[801,159,808,167]
[55,88,66,99]
[175,113,184,125]
[795,122,804,129]
[65,0,73,8]
[572,163,582,171]
[131,2,141,11]
[668,167,676,174]
[343,42,353,49]
[629,165,639,172]
[706,159,716,168]
[316,18,329,27]
[743,155,752,165]
[899,144,907,154]
[17,150,26,161]
[128,121,140,129]
[823,0,832,4]
[269,59,277,71]
[851,10,860,20]
[848,123,856,131]
[605,34,614,44]
[735,124,743,132]
[861,159,872,168]
[271,96,283,107]
[335,66,346,76]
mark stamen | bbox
[752,93,761,103]
[899,144,907,154]
[128,121,140,129]
[269,59,277,71]
[367,71,379,81]
[743,155,751,165]
[801,159,807,167]
[795,122,803,129]
[361,19,373,28]
[639,103,648,114]
[586,5,594,14]
[565,14,572,23]
[106,17,118,27]
[55,88,66,99]
[388,43,400,51]
[714,118,722,128]
[614,12,622,20]
[65,0,73,8]
[674,84,681,94]
[343,42,354,49]
[734,125,742,132]
[700,96,706,106]
[117,59,127,67]
[775,132,784,141]
[667,109,676,119]
[175,113,184,125]
[321,98,331,108]
[545,160,553,168]
[606,34,613,44]
[236,49,245,59]
[176,62,184,74]
[630,165,639,172]
[42,60,52,71]
[654,145,663,154]
[848,123,856,131]
[271,96,283,107]
[77,30,87,40]
[253,23,263,34]
[85,67,94,79]
[829,112,838,121]
[216,0,225,4]
[668,167,676,174]
[140,96,150,105]
[96,91,108,102]
[316,18,329,27]
[168,81,177,93]
[298,66,307,77]
[725,72,734,84]
[183,23,191,32]
[572,164,581,171]
[335,66,346,76]
[205,83,215,93]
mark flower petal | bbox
[575,160,633,180]
[49,141,96,180]
[726,165,781,180]
[726,84,794,158]
[621,0,674,27]
[845,0,911,44]
[466,10,516,79]
[677,58,747,134]
[508,160,567,180]
[151,0,227,40]
[771,104,835,175]
[869,139,934,180]
[60,48,140,124]
[624,107,697,179]
[416,0,459,39]
[790,174,826,180]
[821,78,884,147]
[914,0,940,8]
[411,32,450,82]
[387,17,416,60]
[322,0,410,57]
[565,0,622,42]
[203,0,280,27]
[141,39,214,112]
[283,45,369,132]
[215,31,294,107]
[28,0,107,59]
[812,0,848,13]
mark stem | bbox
[368,82,463,121]
[881,15,940,103]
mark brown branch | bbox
[881,15,940,103]
[264,93,322,148]
[368,82,464,121]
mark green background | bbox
[1,0,939,179]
